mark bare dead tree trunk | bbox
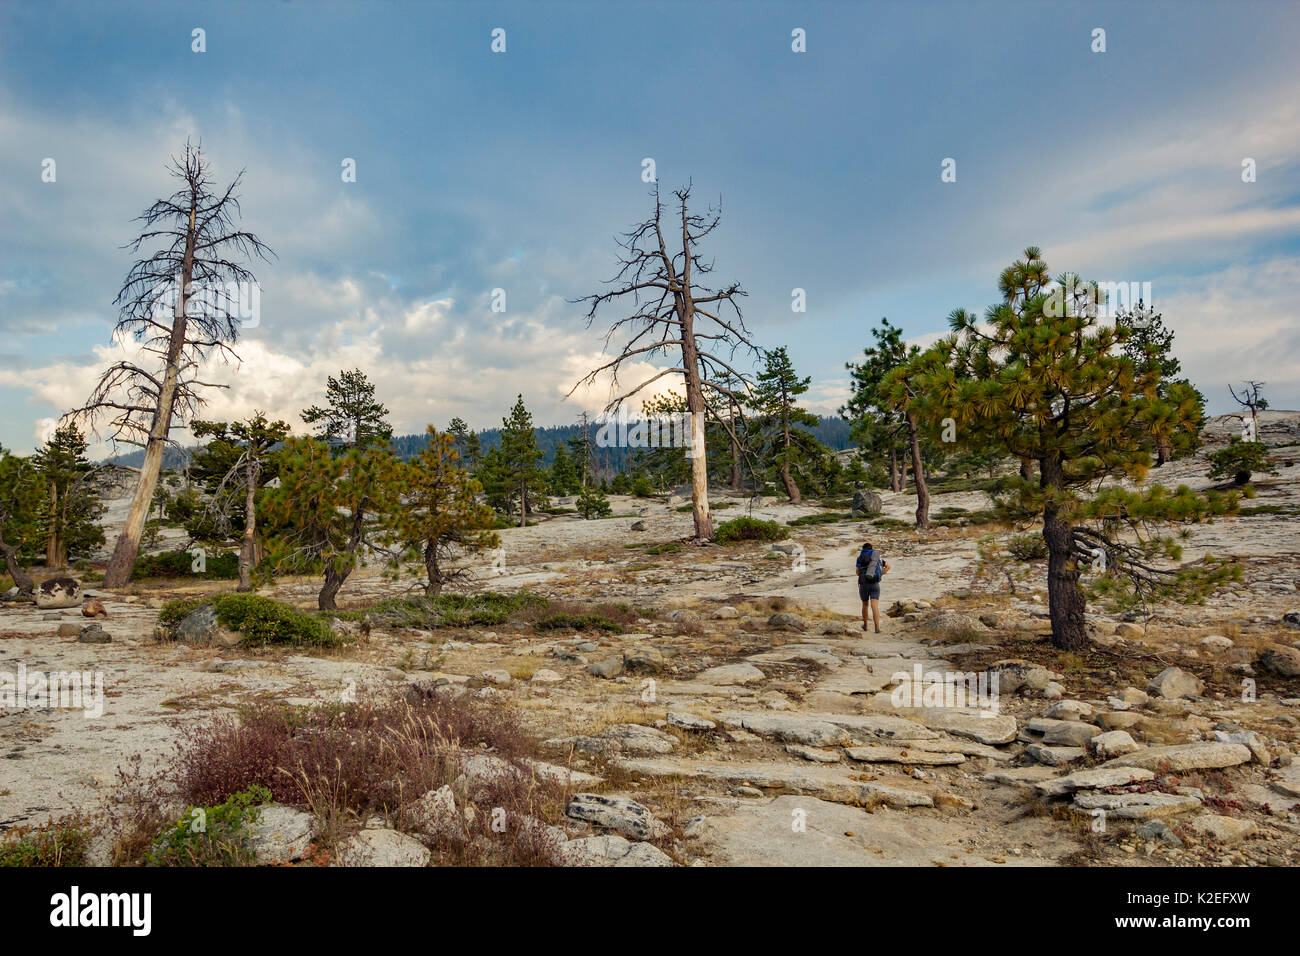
[45,481,66,569]
[70,143,272,589]
[572,184,755,543]
[237,455,259,591]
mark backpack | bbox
[858,550,883,584]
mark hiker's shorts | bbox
[859,580,881,602]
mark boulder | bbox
[335,828,430,867]
[1136,820,1183,846]
[1043,721,1101,748]
[1090,730,1140,758]
[988,659,1052,694]
[81,599,107,618]
[566,793,669,841]
[1258,645,1300,677]
[851,489,882,517]
[34,577,81,609]
[667,711,716,731]
[695,662,765,686]
[1072,790,1202,819]
[408,785,464,840]
[249,805,316,864]
[1188,814,1256,843]
[77,625,111,644]
[1146,667,1204,699]
[1034,766,1156,798]
[664,609,700,623]
[712,606,739,620]
[1102,742,1252,772]
[587,657,624,679]
[558,834,676,867]
[531,668,563,684]
[623,645,664,674]
[767,612,807,631]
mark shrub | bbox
[157,593,336,646]
[350,591,548,629]
[714,516,786,544]
[132,548,239,580]
[786,512,852,527]
[0,814,94,867]
[212,593,333,645]
[147,785,270,867]
[159,696,569,866]
[1007,534,1048,561]
[1208,440,1274,485]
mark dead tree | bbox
[570,184,756,542]
[68,143,273,588]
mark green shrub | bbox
[532,612,625,633]
[1208,440,1274,485]
[1007,533,1048,561]
[346,591,548,629]
[786,512,852,527]
[157,593,336,646]
[211,594,333,645]
[132,548,239,580]
[0,814,94,867]
[147,785,271,867]
[714,516,786,544]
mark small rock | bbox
[81,599,107,618]
[1147,667,1204,699]
[587,657,624,679]
[77,625,111,644]
[667,711,716,731]
[767,612,806,631]
[566,793,668,841]
[335,828,431,867]
[1090,730,1140,758]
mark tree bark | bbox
[906,411,929,530]
[1019,457,1032,481]
[1,539,34,594]
[1041,455,1088,651]
[319,565,347,610]
[237,456,259,591]
[103,202,197,588]
[423,541,443,597]
[889,448,901,493]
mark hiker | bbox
[856,541,890,633]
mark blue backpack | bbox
[858,549,883,584]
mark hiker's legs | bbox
[861,600,871,628]
[869,598,881,632]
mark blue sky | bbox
[1,0,1298,454]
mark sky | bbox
[1,0,1297,455]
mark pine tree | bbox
[0,447,44,593]
[31,424,105,568]
[845,319,931,520]
[301,369,392,450]
[389,427,499,595]
[262,437,401,609]
[498,395,549,527]
[447,417,481,472]
[191,413,290,590]
[575,483,612,519]
[907,248,1238,650]
[550,440,578,496]
[1121,306,1204,464]
[749,347,828,504]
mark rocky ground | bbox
[2,412,1299,866]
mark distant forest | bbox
[105,415,855,479]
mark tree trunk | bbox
[1155,440,1170,467]
[103,203,197,588]
[678,310,712,542]
[1041,456,1088,651]
[423,541,443,597]
[45,482,63,568]
[1019,458,1032,481]
[729,410,741,491]
[906,411,929,530]
[889,449,901,493]
[319,565,347,610]
[1,540,34,594]
[237,457,259,591]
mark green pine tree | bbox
[301,369,393,450]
